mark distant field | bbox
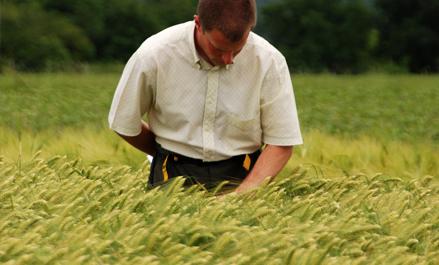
[295,74,439,143]
[0,72,118,131]
[0,73,438,264]
[1,73,438,142]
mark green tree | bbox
[42,0,106,57]
[260,0,374,73]
[0,2,93,71]
[375,0,439,72]
[147,0,197,29]
[40,0,197,61]
[97,0,159,60]
[100,0,197,60]
[0,0,209,69]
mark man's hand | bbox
[115,121,157,156]
[235,145,293,194]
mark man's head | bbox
[197,0,257,42]
[194,0,257,66]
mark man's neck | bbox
[194,27,215,66]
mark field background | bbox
[0,72,438,264]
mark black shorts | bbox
[148,144,261,192]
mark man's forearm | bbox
[115,121,157,156]
[235,145,293,193]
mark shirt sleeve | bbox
[108,52,155,136]
[260,55,303,146]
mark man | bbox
[108,0,302,194]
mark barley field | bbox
[0,72,438,264]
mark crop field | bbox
[0,72,438,264]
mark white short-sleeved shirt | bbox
[109,21,302,161]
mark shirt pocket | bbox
[223,113,262,148]
[219,113,262,150]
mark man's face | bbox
[194,16,250,66]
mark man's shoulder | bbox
[136,21,193,55]
[246,32,285,62]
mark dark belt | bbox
[155,144,260,168]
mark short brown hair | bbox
[197,0,257,42]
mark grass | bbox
[0,154,437,264]
[0,128,437,179]
[0,72,438,264]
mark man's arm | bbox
[235,145,293,193]
[115,121,157,156]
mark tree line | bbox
[1,0,438,73]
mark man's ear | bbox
[194,15,202,32]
